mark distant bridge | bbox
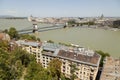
[18,24,65,34]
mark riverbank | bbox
[67,25,120,31]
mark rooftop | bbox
[42,49,101,66]
[16,40,101,66]
[42,42,68,51]
[57,50,101,66]
[16,40,42,47]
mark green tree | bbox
[48,58,62,80]
[25,62,45,80]
[47,40,54,43]
[96,50,110,67]
[14,60,23,78]
[3,29,8,33]
[0,42,47,80]
[34,69,52,80]
[8,48,31,79]
[20,34,40,41]
[0,48,13,79]
[11,48,35,67]
[8,27,19,39]
[88,21,95,26]
[67,20,76,25]
[0,40,9,51]
[69,63,78,80]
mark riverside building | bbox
[16,40,101,80]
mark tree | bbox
[0,40,9,51]
[19,34,40,41]
[0,48,13,80]
[48,58,62,80]
[8,27,19,39]
[9,48,32,79]
[24,62,45,80]
[88,21,95,26]
[47,40,54,43]
[69,63,78,80]
[11,48,36,67]
[0,42,48,80]
[34,69,52,80]
[37,37,41,41]
[68,20,76,25]
[96,50,110,67]
[3,29,8,33]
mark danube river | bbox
[0,19,120,57]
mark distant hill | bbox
[0,15,27,19]
[0,15,14,18]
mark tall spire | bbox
[100,14,104,20]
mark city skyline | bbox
[0,0,120,17]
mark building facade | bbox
[16,40,101,80]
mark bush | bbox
[96,50,110,67]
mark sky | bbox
[0,0,120,17]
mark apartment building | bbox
[16,40,101,80]
[16,40,42,63]
[42,45,101,80]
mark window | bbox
[90,76,93,80]
[76,72,78,75]
[87,73,89,76]
[43,60,45,62]
[50,58,52,60]
[63,70,65,72]
[80,72,82,74]
[37,59,40,63]
[84,72,85,75]
[91,69,94,72]
[63,66,65,69]
[63,62,66,64]
[67,67,69,69]
[77,63,80,66]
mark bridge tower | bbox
[32,23,39,38]
[33,24,38,33]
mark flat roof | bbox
[42,49,101,66]
[42,42,68,51]
[57,50,101,66]
[16,40,42,47]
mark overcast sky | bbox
[0,0,120,17]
